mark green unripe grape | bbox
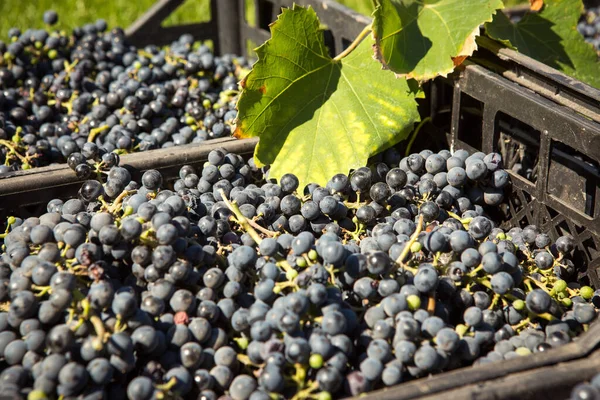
[580,286,594,300]
[553,279,567,293]
[28,391,48,400]
[48,49,58,59]
[316,392,332,400]
[561,297,573,307]
[202,99,211,108]
[410,241,422,253]
[407,294,421,311]
[496,232,506,240]
[309,353,324,369]
[185,116,195,125]
[133,60,142,69]
[515,347,531,356]
[308,249,318,261]
[512,299,525,311]
[296,257,307,268]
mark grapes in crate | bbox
[0,11,249,176]
[0,144,596,400]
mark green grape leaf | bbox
[372,0,504,81]
[235,5,420,189]
[486,0,600,88]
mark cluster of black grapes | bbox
[0,10,248,176]
[0,145,597,400]
[578,6,600,52]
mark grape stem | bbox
[512,317,531,332]
[219,189,263,245]
[427,292,436,315]
[237,353,256,367]
[333,23,373,61]
[395,214,424,269]
[291,381,319,400]
[220,189,298,279]
[155,376,178,391]
[87,125,110,142]
[0,139,29,164]
[109,190,137,214]
[247,217,278,238]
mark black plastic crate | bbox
[1,1,600,398]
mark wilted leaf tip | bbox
[529,0,544,11]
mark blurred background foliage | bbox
[0,0,526,44]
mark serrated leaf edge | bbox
[371,0,504,81]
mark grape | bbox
[43,10,59,25]
[573,303,596,324]
[461,248,481,268]
[414,267,438,293]
[425,231,448,253]
[112,291,138,319]
[87,358,113,385]
[425,154,446,174]
[414,345,439,371]
[367,339,392,361]
[469,216,493,239]
[449,230,473,253]
[386,168,407,189]
[280,174,300,193]
[258,366,284,392]
[491,272,515,295]
[556,235,576,253]
[321,311,347,335]
[317,367,343,393]
[4,340,27,365]
[535,251,554,270]
[463,307,483,327]
[370,182,391,202]
[127,376,154,400]
[570,383,600,400]
[230,375,258,400]
[359,357,383,381]
[447,167,467,187]
[58,362,88,395]
[525,290,552,314]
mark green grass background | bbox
[0,0,525,41]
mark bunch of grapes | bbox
[0,145,596,400]
[0,10,248,176]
